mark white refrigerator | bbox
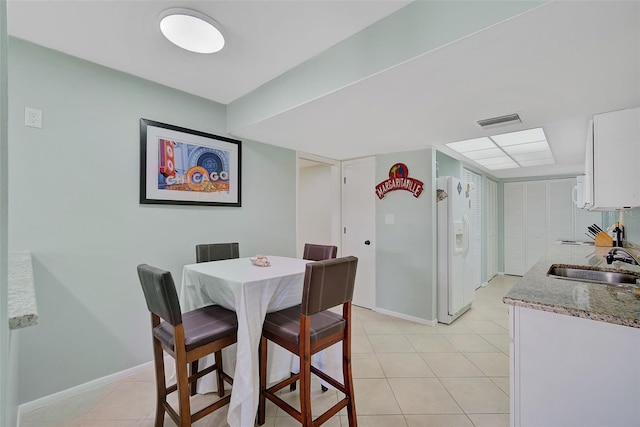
[436,176,475,324]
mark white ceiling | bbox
[7,0,410,104]
[7,0,640,179]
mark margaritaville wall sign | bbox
[375,163,424,199]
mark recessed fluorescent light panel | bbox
[160,8,225,54]
[445,127,554,171]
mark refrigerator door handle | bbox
[462,213,470,258]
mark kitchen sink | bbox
[546,264,640,288]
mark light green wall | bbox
[621,209,640,243]
[0,0,12,424]
[8,38,298,404]
[436,151,461,178]
[228,0,547,133]
[375,149,437,321]
[2,0,560,407]
[603,208,639,244]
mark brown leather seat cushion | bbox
[154,305,238,352]
[263,304,345,345]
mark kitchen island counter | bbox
[504,244,640,427]
[503,243,640,328]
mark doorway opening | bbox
[296,153,341,258]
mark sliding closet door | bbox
[548,178,576,246]
[504,182,526,275]
[504,178,576,275]
[462,168,482,289]
[486,179,498,280]
[525,181,549,272]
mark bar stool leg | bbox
[257,337,268,425]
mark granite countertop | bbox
[8,251,38,329]
[503,244,640,328]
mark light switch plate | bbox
[385,214,395,225]
[25,107,42,128]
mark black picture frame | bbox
[140,118,241,207]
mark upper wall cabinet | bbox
[584,107,640,211]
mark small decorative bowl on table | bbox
[250,255,270,267]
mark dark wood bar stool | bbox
[303,243,337,262]
[196,242,239,263]
[137,264,237,427]
[290,242,339,393]
[258,256,359,427]
[191,242,240,395]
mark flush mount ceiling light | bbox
[159,8,225,54]
[445,127,554,171]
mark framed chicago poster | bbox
[140,119,241,207]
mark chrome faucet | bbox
[605,247,640,266]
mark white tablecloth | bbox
[179,256,341,427]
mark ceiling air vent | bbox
[477,113,522,129]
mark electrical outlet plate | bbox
[25,107,42,128]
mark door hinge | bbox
[344,227,346,234]
[343,177,346,184]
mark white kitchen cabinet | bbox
[504,179,575,275]
[585,107,640,210]
[510,305,640,427]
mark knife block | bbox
[594,232,613,247]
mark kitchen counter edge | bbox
[8,251,38,329]
[502,244,640,329]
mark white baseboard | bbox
[18,360,154,420]
[374,307,437,327]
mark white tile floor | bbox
[20,275,518,427]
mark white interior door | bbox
[462,168,482,289]
[504,182,526,275]
[342,157,376,309]
[296,153,341,257]
[486,179,498,279]
[548,178,575,245]
[525,181,549,272]
[504,178,581,275]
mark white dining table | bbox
[179,255,341,427]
